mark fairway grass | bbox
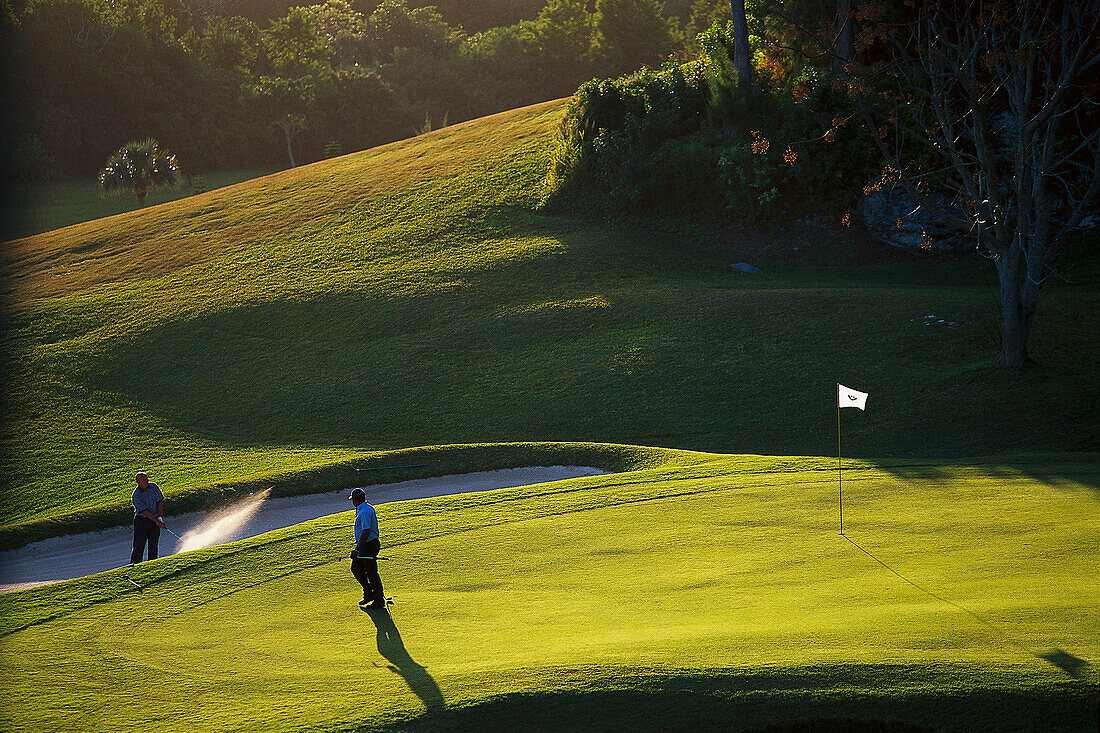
[3,100,1098,536]
[1,455,1096,731]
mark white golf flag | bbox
[838,384,868,410]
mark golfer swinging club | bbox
[349,488,385,608]
[130,472,168,564]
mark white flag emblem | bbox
[838,384,868,410]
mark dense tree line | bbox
[3,0,737,178]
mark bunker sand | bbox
[0,466,603,593]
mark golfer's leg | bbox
[351,558,372,598]
[131,517,147,565]
[148,524,160,560]
[366,559,383,601]
[365,539,383,601]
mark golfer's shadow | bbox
[363,608,445,711]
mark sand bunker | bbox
[0,466,604,594]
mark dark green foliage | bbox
[323,68,420,153]
[10,0,262,175]
[591,0,675,76]
[10,133,56,183]
[411,0,544,34]
[300,0,369,67]
[6,0,426,174]
[697,18,752,128]
[190,0,296,24]
[460,0,598,115]
[683,0,730,45]
[6,0,692,178]
[717,144,777,221]
[262,6,333,75]
[544,63,717,217]
[544,18,881,223]
[380,47,477,125]
[367,0,463,64]
[246,74,325,167]
[182,16,262,74]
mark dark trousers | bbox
[131,516,161,564]
[351,538,384,601]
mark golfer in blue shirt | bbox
[350,488,385,608]
[130,472,167,564]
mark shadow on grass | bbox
[1039,649,1092,680]
[866,455,1100,496]
[78,283,1100,467]
[61,201,1099,465]
[363,607,444,711]
[356,664,1098,733]
[840,535,1095,680]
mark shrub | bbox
[543,32,881,224]
[717,144,777,222]
[646,136,725,214]
[542,63,710,216]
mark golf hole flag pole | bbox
[837,383,869,535]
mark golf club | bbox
[338,555,390,561]
[122,575,143,590]
[158,519,183,541]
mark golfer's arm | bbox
[156,500,164,517]
[140,510,163,526]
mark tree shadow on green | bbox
[364,607,445,712]
[1039,649,1092,680]
[356,664,1097,733]
[868,455,1100,494]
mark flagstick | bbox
[837,392,843,535]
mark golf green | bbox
[2,454,1096,731]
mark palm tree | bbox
[99,139,181,207]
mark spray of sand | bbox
[176,488,273,553]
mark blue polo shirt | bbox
[132,483,164,518]
[354,502,379,544]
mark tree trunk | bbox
[280,121,297,168]
[996,251,1033,369]
[831,0,854,76]
[134,184,148,207]
[729,0,752,96]
[365,16,377,65]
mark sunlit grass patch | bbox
[1,455,1096,731]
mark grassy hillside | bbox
[3,99,1098,532]
[1,455,1097,731]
